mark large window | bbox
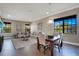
[54,15,77,34]
[3,22,11,33]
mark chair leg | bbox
[60,42,63,47]
[58,46,60,53]
[44,46,47,55]
[58,46,62,53]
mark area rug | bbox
[12,37,37,49]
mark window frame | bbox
[54,15,77,34]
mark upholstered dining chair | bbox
[37,32,50,54]
[53,33,63,52]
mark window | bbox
[3,22,11,33]
[0,22,2,33]
[0,18,5,33]
[54,19,63,33]
[54,15,77,34]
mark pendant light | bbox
[47,3,54,24]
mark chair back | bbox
[37,32,47,45]
[53,32,63,47]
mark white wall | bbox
[30,22,38,33]
[0,6,2,16]
[42,19,54,35]
[31,18,54,35]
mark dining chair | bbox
[53,33,63,53]
[37,32,50,54]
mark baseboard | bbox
[63,41,79,46]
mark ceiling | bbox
[0,3,79,22]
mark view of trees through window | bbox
[54,15,77,34]
[3,22,11,33]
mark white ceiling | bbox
[0,3,79,22]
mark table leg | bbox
[37,42,40,50]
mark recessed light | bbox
[47,20,52,24]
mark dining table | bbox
[46,35,60,56]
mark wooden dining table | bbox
[46,36,60,56]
